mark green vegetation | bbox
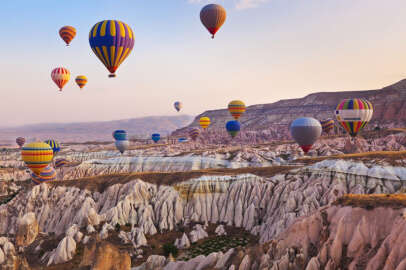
[163,243,178,257]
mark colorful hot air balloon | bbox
[89,20,135,78]
[174,101,182,112]
[320,119,335,134]
[16,137,25,148]
[51,67,70,91]
[200,4,227,39]
[199,117,211,129]
[113,130,128,141]
[44,140,60,154]
[335,98,374,137]
[21,142,53,174]
[290,117,322,153]
[151,133,161,143]
[31,165,57,185]
[59,26,76,46]
[115,140,129,154]
[226,120,241,138]
[55,158,69,168]
[189,128,200,141]
[75,75,88,89]
[228,100,246,120]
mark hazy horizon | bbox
[2,0,406,126]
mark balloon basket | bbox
[109,74,116,78]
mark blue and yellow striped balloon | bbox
[31,165,57,185]
[55,158,69,168]
[44,139,60,154]
[89,20,135,78]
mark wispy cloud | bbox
[188,0,269,10]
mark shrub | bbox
[162,243,178,257]
[115,223,121,232]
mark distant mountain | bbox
[174,79,406,136]
[0,115,193,144]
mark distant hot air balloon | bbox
[226,120,241,138]
[113,130,128,141]
[320,119,335,134]
[189,128,200,141]
[152,133,161,143]
[228,100,246,120]
[31,165,57,185]
[44,139,60,155]
[21,142,54,174]
[199,117,211,129]
[51,67,70,91]
[89,20,135,78]
[55,158,69,168]
[115,140,129,154]
[200,4,227,39]
[290,117,322,153]
[174,101,182,112]
[16,137,25,148]
[75,75,88,89]
[59,26,76,46]
[178,137,188,143]
[335,98,373,137]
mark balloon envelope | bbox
[151,133,161,143]
[178,138,188,143]
[226,120,241,138]
[113,130,128,141]
[59,26,76,46]
[89,20,135,77]
[335,98,373,137]
[320,119,335,134]
[290,117,322,153]
[51,67,70,91]
[16,137,25,148]
[55,158,69,168]
[189,128,200,141]
[200,4,226,38]
[21,142,53,174]
[115,140,129,154]
[199,117,211,129]
[75,75,88,89]
[44,139,60,154]
[31,165,57,185]
[228,100,246,120]
[174,101,182,112]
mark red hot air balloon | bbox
[59,26,76,46]
[51,67,70,91]
[200,4,227,39]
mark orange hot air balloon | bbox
[51,67,70,91]
[199,117,211,129]
[59,26,76,46]
[75,75,88,89]
[228,100,246,120]
[200,4,227,38]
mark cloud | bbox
[187,0,269,10]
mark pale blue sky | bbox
[1,0,406,126]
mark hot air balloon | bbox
[51,67,70,91]
[200,4,227,39]
[199,117,211,129]
[113,130,128,141]
[226,120,241,138]
[335,98,373,137]
[228,100,246,120]
[290,117,322,153]
[89,20,135,78]
[174,101,182,112]
[16,137,25,148]
[59,26,76,46]
[178,138,188,143]
[31,165,57,185]
[75,75,88,89]
[115,140,129,154]
[21,142,53,174]
[152,133,161,143]
[320,119,335,134]
[55,158,69,168]
[44,139,60,155]
[189,128,200,141]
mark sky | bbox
[1,0,406,126]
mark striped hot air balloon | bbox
[31,165,57,185]
[55,158,69,168]
[335,98,373,137]
[200,4,227,39]
[151,133,161,143]
[59,26,76,46]
[226,120,241,138]
[51,67,70,91]
[290,117,322,153]
[174,101,182,112]
[16,137,25,148]
[199,117,211,129]
[44,139,60,154]
[89,20,135,78]
[320,118,335,134]
[75,75,88,89]
[189,128,200,141]
[21,142,53,174]
[228,100,246,120]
